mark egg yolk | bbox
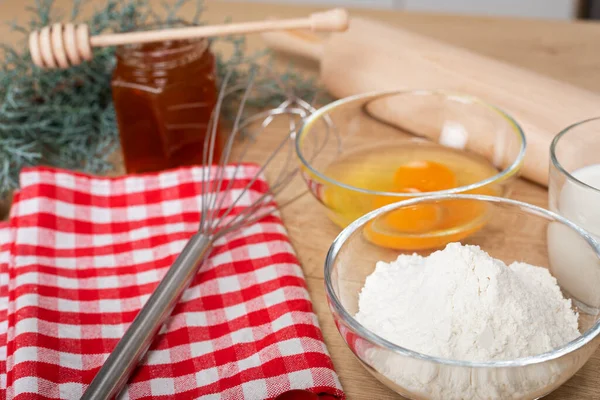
[365,160,489,250]
[382,203,441,233]
[393,160,457,192]
[371,161,456,233]
[363,215,487,250]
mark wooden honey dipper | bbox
[28,8,349,69]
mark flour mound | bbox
[355,242,580,362]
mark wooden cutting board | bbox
[261,16,600,187]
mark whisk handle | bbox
[82,233,213,400]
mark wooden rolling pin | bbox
[261,17,600,187]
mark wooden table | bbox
[1,1,599,399]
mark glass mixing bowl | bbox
[296,90,526,250]
[548,117,600,313]
[325,195,600,400]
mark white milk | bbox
[547,164,600,311]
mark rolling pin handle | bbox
[309,8,350,32]
[260,30,325,62]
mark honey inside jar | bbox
[111,35,222,174]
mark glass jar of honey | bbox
[111,35,222,174]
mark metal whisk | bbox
[81,67,335,399]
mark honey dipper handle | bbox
[29,8,348,69]
[90,8,349,47]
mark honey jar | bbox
[111,36,222,174]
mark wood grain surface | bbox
[261,15,600,187]
[1,1,599,399]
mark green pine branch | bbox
[0,0,326,199]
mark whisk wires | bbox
[196,65,335,242]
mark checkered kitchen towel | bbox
[0,165,343,399]
[0,222,10,398]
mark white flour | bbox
[354,242,581,399]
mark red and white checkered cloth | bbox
[0,222,10,398]
[0,165,343,399]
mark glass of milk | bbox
[548,117,600,313]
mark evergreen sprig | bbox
[0,0,324,198]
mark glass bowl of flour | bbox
[325,194,600,400]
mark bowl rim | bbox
[550,116,600,195]
[295,89,527,197]
[324,193,600,368]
